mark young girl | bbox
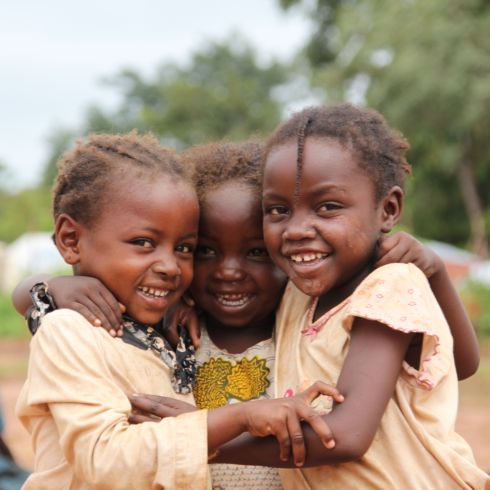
[15,132,342,489]
[17,134,481,488]
[252,103,488,488]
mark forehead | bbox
[96,174,199,230]
[201,182,262,234]
[263,138,373,195]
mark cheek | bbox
[263,222,282,254]
[179,261,195,289]
[344,220,379,254]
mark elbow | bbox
[306,430,372,466]
[334,431,371,461]
[458,355,480,381]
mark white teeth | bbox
[138,287,169,298]
[216,293,250,307]
[290,252,327,263]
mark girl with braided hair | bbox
[253,103,487,488]
[14,132,343,489]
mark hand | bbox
[49,276,125,336]
[164,293,201,349]
[241,381,343,466]
[128,394,197,424]
[375,231,444,279]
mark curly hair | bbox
[52,131,188,227]
[181,139,264,202]
[264,103,412,201]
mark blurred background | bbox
[0,0,489,476]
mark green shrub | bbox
[0,293,29,338]
[461,281,490,337]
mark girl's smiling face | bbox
[262,138,400,302]
[191,181,287,329]
[57,175,199,326]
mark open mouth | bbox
[137,286,170,299]
[289,252,328,264]
[215,293,253,307]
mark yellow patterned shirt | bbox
[194,325,283,490]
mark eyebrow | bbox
[308,184,348,197]
[136,227,197,240]
[263,184,347,201]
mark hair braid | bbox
[294,116,312,200]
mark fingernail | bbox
[109,329,116,337]
[326,440,335,449]
[295,460,304,467]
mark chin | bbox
[292,277,328,298]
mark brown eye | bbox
[176,243,195,254]
[267,206,288,216]
[318,202,342,212]
[132,238,153,248]
[248,248,269,258]
[196,245,216,257]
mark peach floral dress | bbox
[274,263,489,489]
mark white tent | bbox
[0,232,67,293]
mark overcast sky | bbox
[0,1,309,189]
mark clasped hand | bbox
[129,381,343,466]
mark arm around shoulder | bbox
[217,319,413,467]
[11,274,53,317]
[428,260,480,379]
[18,310,209,489]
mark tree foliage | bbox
[281,0,490,256]
[0,186,52,243]
[41,37,291,187]
[3,37,292,243]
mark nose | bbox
[152,250,181,278]
[282,211,316,241]
[213,257,246,282]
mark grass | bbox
[0,293,30,338]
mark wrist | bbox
[428,257,447,284]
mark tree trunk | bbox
[457,135,488,258]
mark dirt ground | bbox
[1,339,489,472]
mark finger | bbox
[128,413,160,424]
[273,420,292,462]
[186,312,201,349]
[164,316,180,347]
[71,302,108,331]
[128,394,176,418]
[376,233,397,253]
[286,411,306,466]
[93,289,124,330]
[300,381,344,404]
[182,292,195,307]
[298,406,335,450]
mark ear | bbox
[54,213,83,265]
[379,186,403,233]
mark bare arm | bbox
[12,274,125,335]
[427,263,479,379]
[130,383,343,467]
[11,273,53,316]
[131,320,412,468]
[376,232,480,379]
[154,319,412,468]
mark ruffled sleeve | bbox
[343,263,453,390]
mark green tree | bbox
[86,37,290,144]
[0,186,52,243]
[42,129,76,187]
[42,37,292,182]
[283,0,490,256]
